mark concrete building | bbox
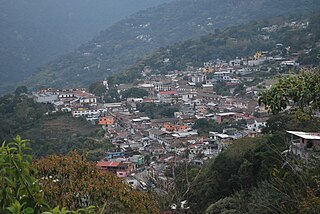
[33,92,58,103]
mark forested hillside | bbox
[27,0,320,88]
[113,12,320,82]
[171,131,320,213]
[0,92,108,160]
[0,0,171,94]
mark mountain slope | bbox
[28,0,320,88]
[115,11,320,81]
[0,0,172,94]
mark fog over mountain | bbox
[0,0,172,94]
[27,0,320,89]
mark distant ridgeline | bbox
[27,0,320,88]
[0,0,171,95]
[112,11,320,83]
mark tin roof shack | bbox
[215,112,237,124]
[287,131,320,158]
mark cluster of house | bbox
[32,88,106,120]
[31,48,319,190]
[33,88,96,107]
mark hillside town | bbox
[2,1,320,213]
[31,48,319,191]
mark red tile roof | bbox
[159,91,177,95]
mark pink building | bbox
[96,161,134,178]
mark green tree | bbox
[104,88,120,102]
[137,103,179,119]
[14,86,28,96]
[0,136,100,213]
[214,82,231,96]
[0,136,48,213]
[33,152,159,213]
[88,81,106,97]
[182,135,288,213]
[0,94,52,141]
[159,106,179,118]
[205,196,239,214]
[0,136,159,213]
[193,118,210,136]
[121,88,149,99]
[192,118,209,129]
[233,83,245,96]
[262,113,320,134]
[258,70,320,116]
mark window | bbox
[306,140,313,149]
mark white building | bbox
[213,71,231,81]
[247,58,265,66]
[246,119,267,132]
[153,82,163,92]
[229,58,241,67]
[72,108,101,117]
[191,75,207,83]
[280,61,299,67]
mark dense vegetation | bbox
[166,71,320,213]
[0,0,171,94]
[0,136,158,213]
[169,129,320,213]
[262,113,320,134]
[259,69,320,116]
[121,88,149,99]
[0,92,52,142]
[27,0,320,88]
[114,12,320,82]
[0,92,109,161]
[34,152,159,213]
[193,118,247,136]
[137,103,180,119]
[88,81,106,97]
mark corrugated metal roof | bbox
[216,112,237,116]
[286,131,320,140]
